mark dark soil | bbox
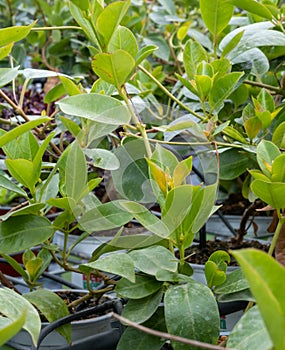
[179,239,270,266]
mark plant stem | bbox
[138,65,207,122]
[31,26,82,31]
[268,213,285,256]
[112,313,234,350]
[244,79,285,96]
[0,89,30,123]
[120,87,152,158]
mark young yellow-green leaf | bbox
[0,42,14,60]
[70,0,89,11]
[0,288,41,346]
[200,0,234,36]
[195,75,213,99]
[146,159,168,196]
[256,140,280,178]
[0,174,27,197]
[0,21,36,47]
[92,50,135,88]
[257,88,275,113]
[5,159,39,191]
[272,122,285,149]
[136,45,157,65]
[0,117,50,148]
[231,249,285,350]
[272,154,285,182]
[223,126,248,144]
[95,0,130,49]
[108,26,138,57]
[221,30,244,58]
[244,117,262,141]
[59,76,82,96]
[205,260,227,289]
[0,309,27,346]
[173,156,192,187]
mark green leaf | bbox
[231,249,285,350]
[70,0,89,11]
[200,0,234,36]
[195,75,213,99]
[92,50,135,88]
[79,200,133,232]
[65,141,87,202]
[183,40,208,80]
[0,288,41,347]
[173,156,192,187]
[59,76,82,96]
[251,180,285,210]
[0,174,27,197]
[229,0,273,20]
[209,72,244,112]
[0,253,28,280]
[0,117,50,148]
[122,289,163,324]
[221,30,244,58]
[205,251,230,288]
[256,140,280,178]
[219,149,250,180]
[95,0,130,49]
[0,67,19,88]
[215,268,249,295]
[272,122,285,149]
[257,88,275,113]
[109,26,138,57]
[24,289,71,344]
[0,42,14,60]
[0,215,53,253]
[0,22,36,47]
[57,93,130,125]
[44,83,65,103]
[227,305,272,350]
[0,308,27,346]
[136,45,158,65]
[59,116,81,138]
[129,246,178,275]
[115,275,163,299]
[0,203,45,221]
[5,159,38,191]
[80,252,135,282]
[165,282,220,347]
[84,148,119,170]
[272,154,285,182]
[244,117,262,141]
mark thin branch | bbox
[112,313,232,350]
[244,80,285,95]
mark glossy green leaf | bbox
[65,141,87,202]
[95,0,130,49]
[215,268,249,295]
[1,253,28,280]
[117,200,170,238]
[0,42,13,60]
[200,0,234,35]
[5,159,39,191]
[0,288,41,346]
[231,249,285,350]
[0,117,50,148]
[122,289,163,324]
[0,67,19,88]
[229,0,273,20]
[80,252,135,282]
[211,58,231,79]
[205,251,230,288]
[24,289,71,344]
[57,93,130,125]
[0,309,27,346]
[116,275,163,299]
[84,148,119,170]
[272,154,285,182]
[129,246,177,275]
[79,200,133,232]
[257,88,275,113]
[0,22,36,47]
[195,75,213,99]
[0,215,53,253]
[209,72,244,112]
[272,122,285,149]
[165,282,220,347]
[136,45,158,65]
[44,83,65,103]
[0,174,27,197]
[183,40,208,80]
[227,305,272,350]
[92,50,135,88]
[2,130,38,161]
[0,203,45,221]
[109,26,138,57]
[59,116,81,138]
[219,149,250,180]
[251,180,285,210]
[117,308,166,350]
[223,126,248,144]
[256,140,280,178]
